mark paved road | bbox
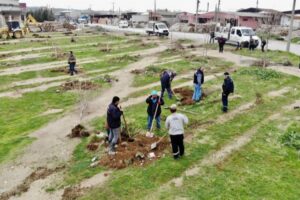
[90,24,300,56]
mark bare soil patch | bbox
[98,134,169,169]
[61,80,98,91]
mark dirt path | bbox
[0,45,167,199]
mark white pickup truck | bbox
[146,21,169,36]
[215,26,260,48]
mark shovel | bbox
[150,134,168,150]
[171,88,181,101]
[146,96,161,137]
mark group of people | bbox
[209,31,268,53]
[106,68,235,159]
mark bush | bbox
[281,123,300,151]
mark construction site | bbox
[0,0,300,200]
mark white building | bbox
[0,0,22,27]
[281,14,300,29]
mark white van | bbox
[119,20,129,28]
[215,26,260,48]
[146,21,169,36]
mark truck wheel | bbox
[14,31,22,39]
[1,33,8,39]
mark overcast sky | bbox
[23,0,299,12]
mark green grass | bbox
[80,69,300,200]
[157,111,300,200]
[233,48,300,66]
[133,56,233,87]
[292,37,300,44]
[0,88,78,164]
[64,137,105,185]
[73,67,300,199]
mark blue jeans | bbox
[147,115,161,130]
[192,84,202,102]
[69,63,77,75]
[109,128,120,151]
[222,93,229,112]
[161,84,173,99]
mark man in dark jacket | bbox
[222,72,234,113]
[107,96,123,155]
[146,90,165,131]
[161,70,176,99]
[218,36,226,53]
[192,67,204,102]
[261,39,267,52]
[68,51,78,76]
[249,36,255,51]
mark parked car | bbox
[146,21,169,36]
[119,20,129,28]
[215,26,260,48]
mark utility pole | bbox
[286,0,297,52]
[195,0,200,33]
[207,2,209,12]
[154,0,157,21]
[256,0,259,9]
[216,0,221,22]
[112,1,115,14]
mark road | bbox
[90,24,300,56]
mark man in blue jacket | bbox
[192,67,204,103]
[107,96,123,155]
[146,90,165,131]
[161,70,176,99]
[222,72,235,113]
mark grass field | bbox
[1,29,299,200]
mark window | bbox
[231,29,235,35]
[237,30,242,37]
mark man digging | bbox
[146,90,165,131]
[107,96,123,155]
[160,70,176,99]
[165,104,188,160]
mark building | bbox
[176,12,195,24]
[148,9,179,26]
[0,0,22,27]
[282,9,300,29]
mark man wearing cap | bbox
[146,90,165,131]
[222,72,235,113]
[160,70,177,99]
[165,104,189,159]
[192,67,205,103]
[107,96,123,155]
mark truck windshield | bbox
[157,24,167,29]
[241,29,255,36]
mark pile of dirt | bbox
[68,124,90,138]
[61,80,98,91]
[50,67,68,73]
[174,88,194,105]
[32,33,51,38]
[99,47,112,52]
[131,69,146,75]
[99,134,169,169]
[251,60,270,67]
[62,187,85,200]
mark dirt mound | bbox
[61,80,98,91]
[62,186,85,200]
[99,134,169,169]
[50,67,69,73]
[68,124,90,138]
[0,166,64,200]
[174,88,194,105]
[131,69,146,75]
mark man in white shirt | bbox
[165,104,189,159]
